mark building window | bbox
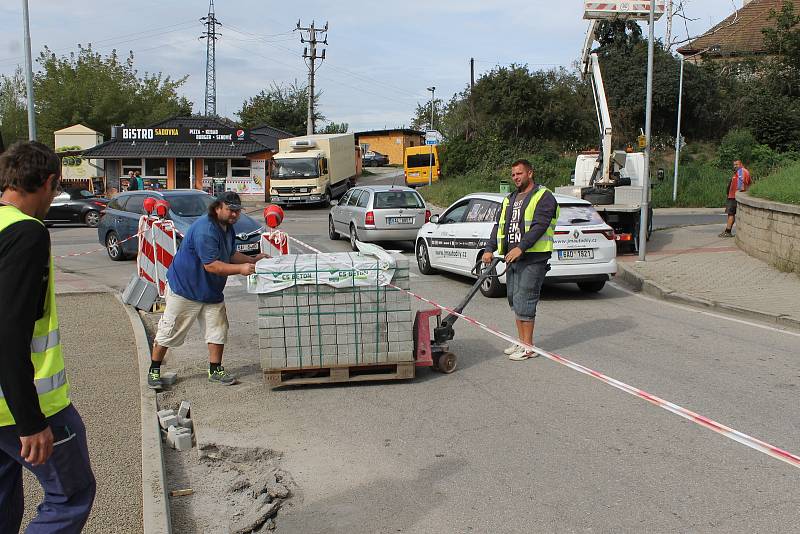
[204,158,227,178]
[231,158,251,178]
[121,158,142,176]
[145,158,168,177]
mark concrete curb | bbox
[119,296,173,534]
[616,264,800,330]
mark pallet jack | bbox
[413,257,504,374]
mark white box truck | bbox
[270,133,357,206]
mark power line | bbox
[200,0,221,116]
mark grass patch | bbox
[359,168,376,176]
[651,162,729,208]
[749,162,800,205]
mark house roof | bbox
[355,128,425,138]
[148,116,239,129]
[82,140,270,159]
[249,124,295,151]
[677,0,783,57]
[54,124,102,135]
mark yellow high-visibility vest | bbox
[496,186,559,255]
[0,205,70,427]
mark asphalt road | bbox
[48,175,799,532]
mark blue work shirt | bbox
[167,214,235,303]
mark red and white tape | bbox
[284,233,800,470]
[54,230,145,260]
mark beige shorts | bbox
[154,287,229,347]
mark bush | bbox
[717,129,756,168]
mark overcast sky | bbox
[0,1,739,132]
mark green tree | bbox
[762,0,800,97]
[0,67,28,147]
[33,44,192,146]
[237,81,323,134]
[410,99,444,131]
[319,121,348,133]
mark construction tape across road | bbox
[284,233,800,470]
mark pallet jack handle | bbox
[434,257,505,344]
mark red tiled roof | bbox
[677,0,783,57]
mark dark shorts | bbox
[726,199,737,215]
[505,256,550,322]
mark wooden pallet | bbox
[264,361,415,386]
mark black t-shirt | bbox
[0,212,51,436]
[506,191,529,250]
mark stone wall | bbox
[736,192,800,275]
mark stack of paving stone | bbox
[257,253,413,370]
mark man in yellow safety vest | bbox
[0,141,95,532]
[483,159,559,361]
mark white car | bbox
[415,192,617,296]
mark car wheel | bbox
[349,224,359,251]
[416,240,436,275]
[83,210,100,228]
[479,261,506,298]
[105,231,125,261]
[323,187,332,207]
[577,280,605,293]
[328,216,340,240]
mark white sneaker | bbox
[508,347,537,361]
[503,343,523,355]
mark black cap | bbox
[217,191,242,210]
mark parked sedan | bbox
[415,192,617,296]
[45,189,109,227]
[362,151,390,167]
[328,185,430,250]
[97,190,263,261]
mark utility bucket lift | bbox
[583,1,665,20]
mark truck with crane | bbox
[555,2,665,252]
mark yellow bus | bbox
[404,145,440,187]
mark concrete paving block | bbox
[159,414,178,430]
[177,401,191,419]
[284,315,297,327]
[157,409,175,419]
[171,431,193,451]
[177,416,193,431]
[160,372,177,386]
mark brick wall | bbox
[736,192,800,275]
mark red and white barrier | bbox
[137,216,177,297]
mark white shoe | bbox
[503,343,523,355]
[509,347,537,361]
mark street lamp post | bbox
[638,1,655,261]
[426,86,435,186]
[22,0,37,141]
[673,53,685,203]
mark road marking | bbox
[608,281,800,338]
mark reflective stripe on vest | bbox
[496,186,559,256]
[0,369,67,399]
[0,206,70,427]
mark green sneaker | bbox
[147,368,163,390]
[208,366,236,386]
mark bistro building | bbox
[82,117,294,200]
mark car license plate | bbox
[237,242,259,252]
[387,217,414,225]
[558,249,594,260]
[288,196,301,201]
[409,172,420,177]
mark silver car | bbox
[328,185,430,250]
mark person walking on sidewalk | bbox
[125,170,137,191]
[0,141,96,533]
[482,159,559,361]
[148,191,267,389]
[719,159,751,238]
[133,169,145,191]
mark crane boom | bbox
[582,21,614,186]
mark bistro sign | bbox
[116,127,249,142]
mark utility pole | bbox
[21,0,36,141]
[296,20,328,135]
[200,0,221,117]
[426,86,435,186]
[639,0,655,261]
